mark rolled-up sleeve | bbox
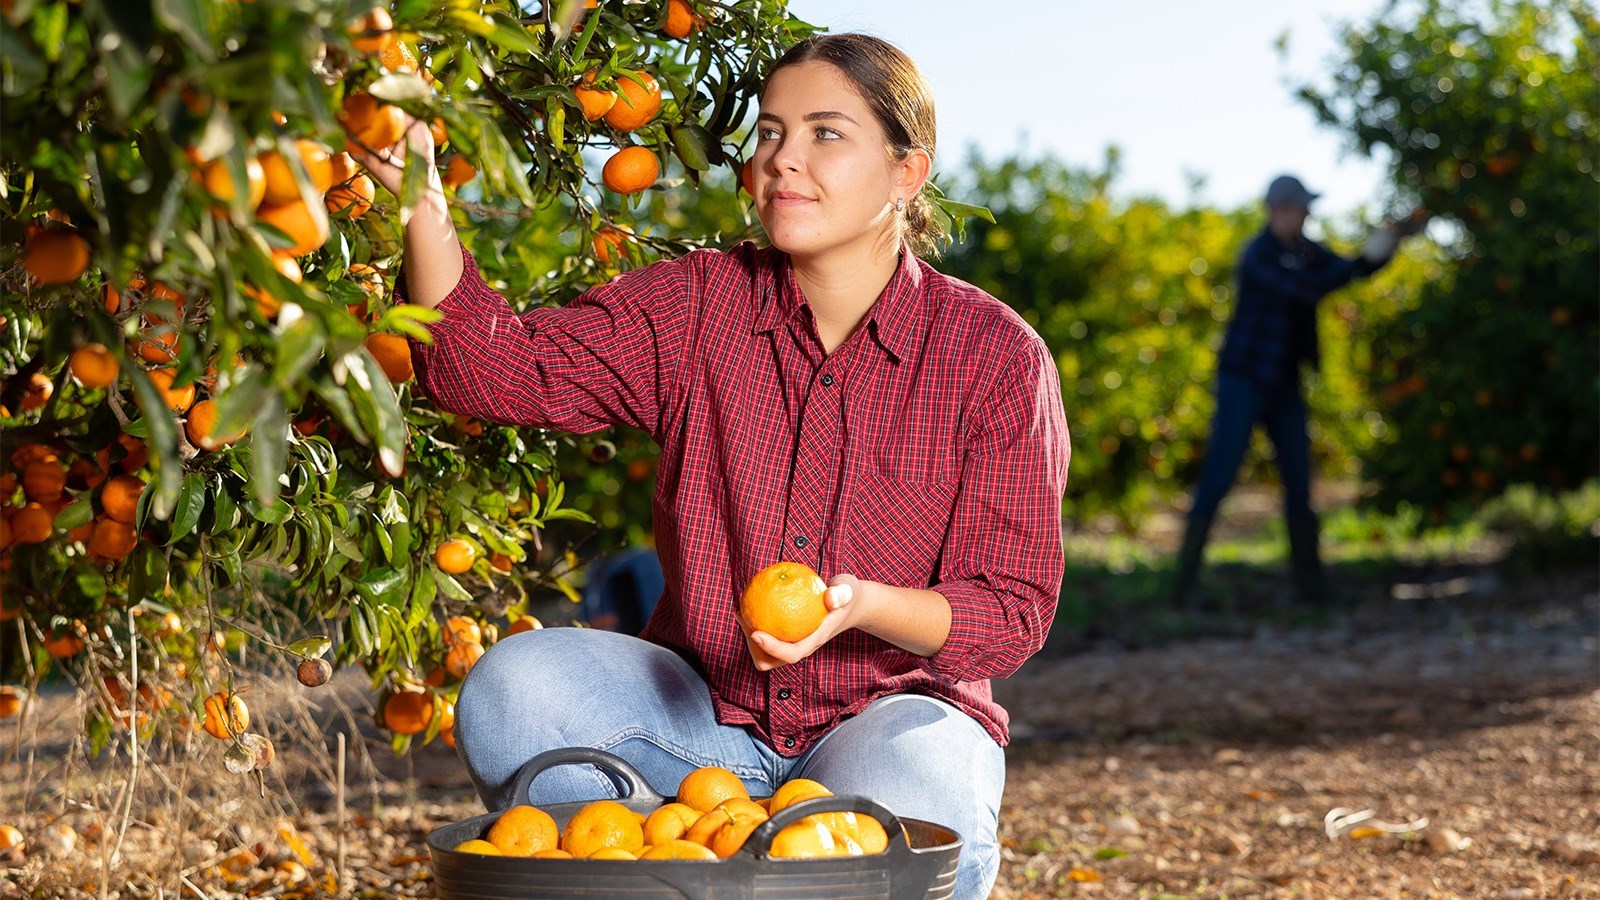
[408,242,691,436]
[924,335,1071,681]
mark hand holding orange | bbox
[740,562,829,643]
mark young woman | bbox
[356,33,1070,898]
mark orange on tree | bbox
[22,460,65,502]
[69,343,118,388]
[0,824,22,853]
[10,503,54,544]
[347,6,394,54]
[443,614,482,646]
[20,372,52,410]
[602,146,659,195]
[326,173,375,218]
[592,225,631,264]
[428,117,449,149]
[487,805,560,856]
[135,324,179,364]
[23,229,91,284]
[382,688,432,735]
[339,92,405,155]
[100,473,144,523]
[663,0,706,39]
[574,72,617,121]
[100,282,120,313]
[435,539,476,574]
[43,624,87,659]
[201,691,249,739]
[453,839,501,855]
[196,155,267,212]
[677,765,749,813]
[442,155,477,188]
[560,799,645,858]
[186,398,247,450]
[247,252,304,318]
[144,367,196,413]
[0,686,21,719]
[379,39,419,73]
[741,562,828,642]
[364,332,414,383]
[444,639,484,679]
[256,196,330,257]
[258,139,335,205]
[604,71,662,131]
[506,615,542,635]
[437,701,456,746]
[740,158,754,195]
[296,657,332,687]
[489,551,513,573]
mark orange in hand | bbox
[741,562,828,643]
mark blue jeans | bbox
[455,627,1006,900]
[1188,371,1312,527]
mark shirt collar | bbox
[750,244,927,364]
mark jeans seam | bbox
[594,727,768,783]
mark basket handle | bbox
[742,795,909,858]
[504,747,666,811]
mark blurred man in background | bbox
[1171,174,1426,609]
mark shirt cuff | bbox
[398,240,499,346]
[921,578,1010,682]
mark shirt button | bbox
[777,689,791,700]
[783,737,796,749]
[792,535,808,549]
[819,373,835,387]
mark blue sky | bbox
[784,0,1396,219]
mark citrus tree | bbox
[0,0,815,763]
[1298,0,1599,517]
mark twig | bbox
[108,605,142,897]
[336,731,347,898]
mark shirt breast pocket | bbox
[845,463,960,586]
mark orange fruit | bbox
[428,117,449,149]
[101,282,121,313]
[642,839,717,860]
[43,624,86,659]
[135,323,179,364]
[197,155,268,212]
[487,805,560,856]
[643,803,701,847]
[327,150,360,185]
[382,689,432,735]
[682,808,731,847]
[709,806,769,858]
[339,92,406,154]
[822,811,888,855]
[202,692,249,739]
[10,503,54,544]
[256,197,330,257]
[740,562,828,642]
[348,6,394,54]
[663,0,705,39]
[587,847,637,860]
[186,398,246,450]
[379,39,419,73]
[574,72,617,121]
[69,343,118,388]
[259,139,335,205]
[115,433,149,473]
[444,615,482,646]
[0,686,21,719]
[23,230,90,284]
[453,839,502,855]
[145,368,196,413]
[248,252,304,318]
[767,777,831,814]
[490,552,513,572]
[506,615,542,635]
[0,824,22,853]
[444,640,484,679]
[435,539,476,574]
[602,146,659,195]
[325,173,375,218]
[677,766,750,813]
[20,372,52,410]
[365,332,414,383]
[100,474,144,523]
[22,460,65,502]
[441,154,476,188]
[768,816,839,858]
[560,800,645,859]
[592,225,631,264]
[604,71,662,132]
[531,849,572,859]
[740,158,754,195]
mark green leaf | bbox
[484,18,542,55]
[124,368,182,520]
[329,524,365,563]
[248,389,290,507]
[169,471,207,543]
[348,350,408,479]
[152,0,214,60]
[434,570,472,602]
[210,475,239,530]
[54,497,94,531]
[354,567,407,607]
[931,195,996,224]
[246,497,293,525]
[272,313,326,390]
[289,636,332,659]
[368,71,435,104]
[671,124,712,172]
[406,567,437,628]
[1092,847,1128,860]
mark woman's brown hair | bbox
[763,33,947,257]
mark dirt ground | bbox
[2,561,1596,899]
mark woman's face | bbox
[752,61,911,262]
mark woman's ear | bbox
[896,148,932,198]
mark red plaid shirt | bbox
[410,241,1070,755]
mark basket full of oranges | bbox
[427,747,962,899]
